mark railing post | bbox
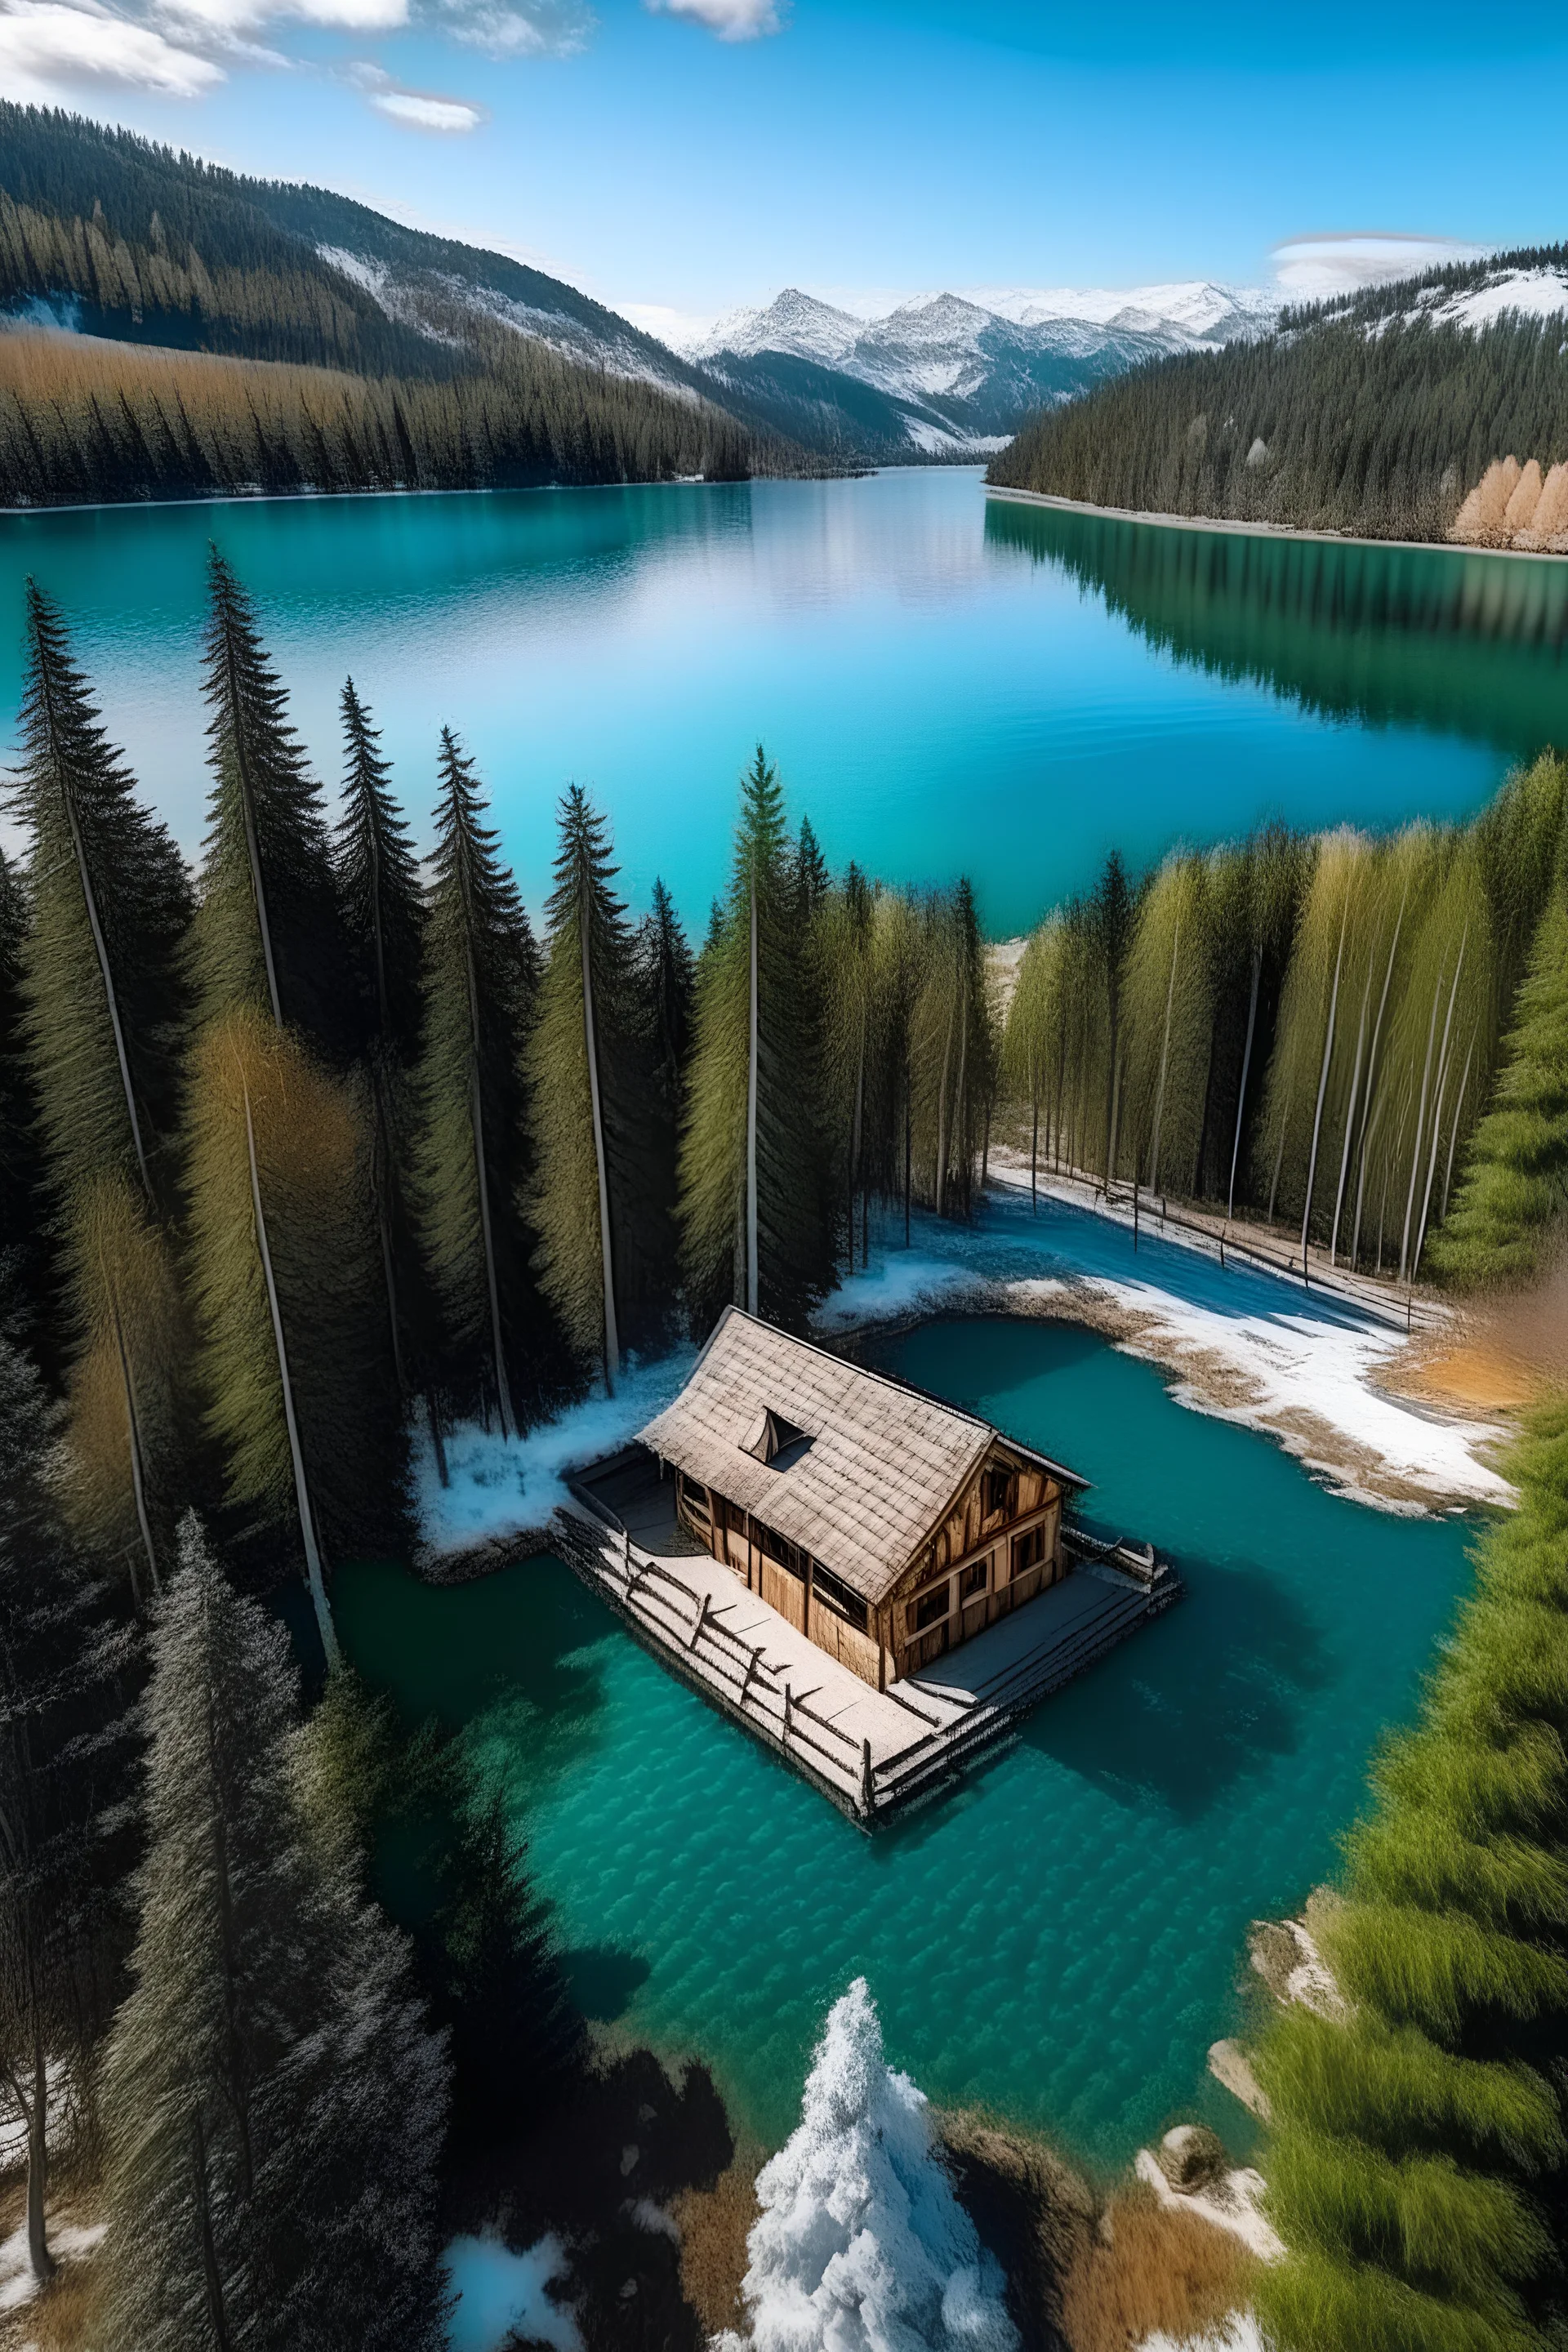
[622,1525,631,1584]
[862,1738,875,1817]
[783,1683,792,1744]
[689,1590,710,1652]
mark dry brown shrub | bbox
[669,2136,763,2339]
[17,2266,96,2352]
[1058,2185,1257,2352]
[1503,457,1545,535]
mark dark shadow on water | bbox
[1022,1551,1334,1820]
[561,1944,654,2023]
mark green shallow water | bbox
[336,1316,1476,2169]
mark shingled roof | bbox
[637,1307,1084,1604]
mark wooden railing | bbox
[562,1487,1174,1822]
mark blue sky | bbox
[4,0,1568,331]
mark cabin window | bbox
[811,1563,869,1633]
[913,1578,951,1632]
[1011,1522,1049,1580]
[960,1557,989,1600]
[983,1467,1016,1520]
[679,1472,710,1530]
[754,1521,804,1578]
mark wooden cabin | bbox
[637,1307,1089,1690]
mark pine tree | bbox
[791,814,831,929]
[412,728,553,1434]
[0,1335,134,2286]
[630,877,693,1319]
[679,747,830,1332]
[11,580,190,1213]
[1255,1393,1568,2352]
[716,1979,1016,2352]
[1089,850,1136,1186]
[191,550,353,1062]
[634,877,695,1103]
[528,787,654,1388]
[185,1009,403,1663]
[1430,876,1568,1290]
[0,847,44,1335]
[333,679,426,1396]
[910,882,992,1220]
[816,865,881,1267]
[63,1172,185,1603]
[1003,913,1068,1209]
[98,1521,448,2352]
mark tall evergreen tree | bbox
[911,881,993,1220]
[1089,849,1136,1187]
[1430,872,1568,1290]
[191,550,353,1062]
[0,847,43,1334]
[816,865,881,1267]
[791,814,831,929]
[9,585,194,1593]
[97,1521,448,2352]
[412,729,552,1435]
[634,877,695,1104]
[679,747,830,1333]
[333,679,426,1396]
[185,1009,403,1662]
[11,580,190,1211]
[0,1335,133,2284]
[1256,1393,1568,2352]
[528,787,650,1389]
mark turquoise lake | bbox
[336,1307,1475,2172]
[3,470,1564,935]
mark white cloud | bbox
[419,0,590,55]
[370,83,479,126]
[646,0,782,39]
[0,0,223,96]
[1274,233,1486,300]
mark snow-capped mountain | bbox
[688,282,1276,452]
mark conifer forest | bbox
[989,245,1568,541]
[1,537,1566,2352]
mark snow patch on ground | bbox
[716,1977,1016,2352]
[817,1175,1511,1516]
[0,2216,105,2314]
[443,2232,583,2352]
[1422,269,1568,332]
[1134,2151,1283,2264]
[416,1348,696,1559]
[1138,2319,1266,2352]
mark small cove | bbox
[336,1312,1477,2172]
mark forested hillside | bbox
[0,102,806,503]
[990,247,1568,543]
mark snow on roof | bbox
[637,1307,1080,1603]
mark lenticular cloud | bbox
[715,1977,1017,2352]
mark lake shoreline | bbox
[984,483,1568,566]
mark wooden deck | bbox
[556,1450,1181,1824]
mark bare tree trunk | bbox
[16,2037,53,2284]
[1301,903,1347,1276]
[746,879,760,1315]
[193,2110,234,2352]
[108,1281,158,1601]
[461,923,516,1439]
[581,889,619,1392]
[42,676,152,1196]
[1399,945,1462,1283]
[849,1000,865,1270]
[1439,1042,1474,1225]
[1227,947,1261,1222]
[1329,964,1373,1266]
[934,984,956,1219]
[1030,1079,1039,1213]
[902,1071,911,1246]
[1412,953,1468,1278]
[1147,916,1182,1195]
[243,1081,339,1666]
[953,973,970,1216]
